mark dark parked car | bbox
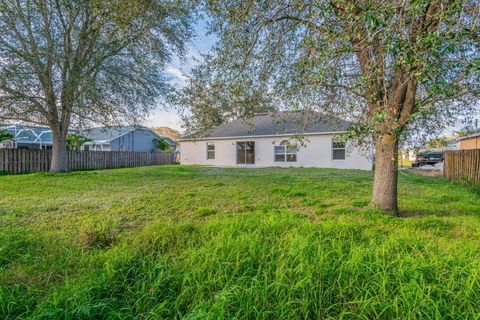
[411,151,444,167]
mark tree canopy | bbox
[174,55,276,137]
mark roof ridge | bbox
[185,111,351,140]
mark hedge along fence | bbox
[444,150,480,186]
[0,149,175,174]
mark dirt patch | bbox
[407,168,443,177]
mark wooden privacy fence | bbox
[444,150,480,186]
[0,149,175,174]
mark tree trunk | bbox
[50,129,68,173]
[371,134,399,215]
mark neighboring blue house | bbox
[81,126,176,152]
[0,124,56,149]
[1,124,177,153]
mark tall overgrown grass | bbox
[1,166,479,318]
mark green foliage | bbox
[425,136,453,149]
[0,129,13,142]
[66,133,91,151]
[0,166,479,318]
[154,138,172,152]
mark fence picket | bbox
[444,150,480,186]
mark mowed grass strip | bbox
[0,166,479,319]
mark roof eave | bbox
[456,132,480,141]
[179,131,347,142]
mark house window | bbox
[236,141,255,164]
[332,139,346,160]
[274,140,297,162]
[207,142,215,159]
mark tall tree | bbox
[180,0,479,214]
[0,0,195,172]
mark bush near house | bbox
[0,166,479,319]
[153,137,172,152]
[66,133,91,151]
[0,129,13,142]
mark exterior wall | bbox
[110,131,133,151]
[459,137,480,150]
[110,129,160,152]
[180,134,372,170]
[109,137,121,151]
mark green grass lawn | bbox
[1,166,479,319]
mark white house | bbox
[180,112,373,170]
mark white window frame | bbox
[206,142,215,160]
[332,138,346,160]
[274,141,297,162]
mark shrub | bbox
[66,133,91,151]
[0,129,13,142]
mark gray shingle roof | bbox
[160,137,177,146]
[81,126,177,145]
[1,124,178,145]
[193,112,351,139]
[81,126,148,142]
